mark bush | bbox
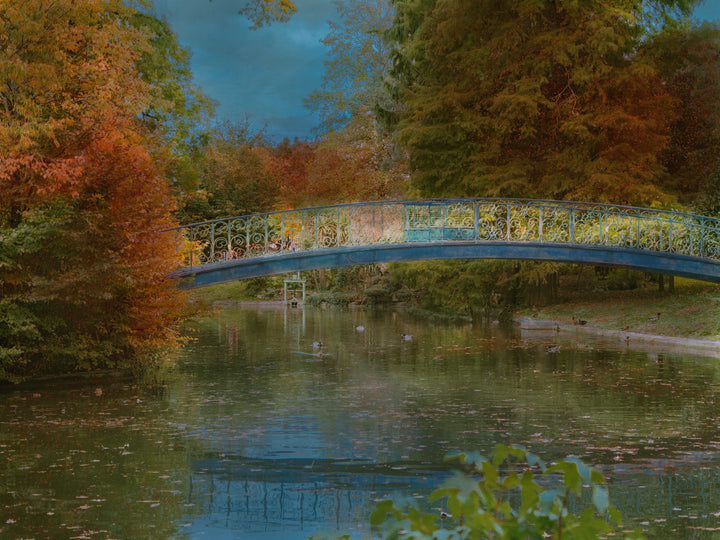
[311,445,645,539]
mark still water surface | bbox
[2,306,720,538]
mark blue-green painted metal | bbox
[165,198,720,287]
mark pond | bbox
[2,305,720,538]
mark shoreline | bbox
[516,316,720,358]
[207,299,720,358]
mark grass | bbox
[187,280,255,304]
[520,278,720,341]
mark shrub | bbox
[315,445,646,539]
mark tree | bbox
[305,0,395,134]
[302,113,409,205]
[178,122,279,223]
[238,0,297,29]
[377,0,708,317]
[0,0,186,381]
[641,23,720,205]
[270,138,316,208]
[131,11,216,192]
[384,0,702,206]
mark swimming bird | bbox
[355,325,365,332]
[648,312,661,322]
[547,345,561,353]
[572,316,587,326]
[312,341,323,349]
[401,334,412,341]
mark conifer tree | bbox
[385,0,702,205]
[641,23,720,205]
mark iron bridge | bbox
[166,198,720,288]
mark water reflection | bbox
[2,306,720,538]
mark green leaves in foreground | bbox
[368,445,646,540]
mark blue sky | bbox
[152,1,720,143]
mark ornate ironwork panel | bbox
[376,203,403,244]
[476,201,506,241]
[538,205,571,243]
[508,203,540,242]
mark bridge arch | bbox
[166,198,720,288]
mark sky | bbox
[151,1,720,143]
[151,0,335,142]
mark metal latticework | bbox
[167,199,720,270]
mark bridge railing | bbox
[165,199,720,269]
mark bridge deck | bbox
[166,198,720,287]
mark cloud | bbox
[151,0,336,140]
[693,2,720,22]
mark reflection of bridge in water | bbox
[166,198,720,288]
[186,455,446,535]
[184,453,720,535]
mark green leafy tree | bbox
[131,11,216,191]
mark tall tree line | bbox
[381,0,720,208]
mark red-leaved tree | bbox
[0,0,186,381]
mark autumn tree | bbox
[271,138,316,208]
[305,0,395,134]
[300,0,408,207]
[375,0,709,313]
[0,0,187,381]
[178,122,279,223]
[302,113,409,205]
[641,23,720,207]
[384,0,702,206]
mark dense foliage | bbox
[370,445,645,539]
[383,0,716,207]
[301,114,409,205]
[645,24,720,208]
[178,122,279,223]
[0,0,191,381]
[131,11,216,191]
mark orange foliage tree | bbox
[270,139,315,208]
[0,0,186,381]
[301,114,409,205]
[178,122,280,223]
[270,114,409,208]
[643,24,720,206]
[384,0,702,206]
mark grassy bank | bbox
[519,278,720,341]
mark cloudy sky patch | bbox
[152,0,333,141]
